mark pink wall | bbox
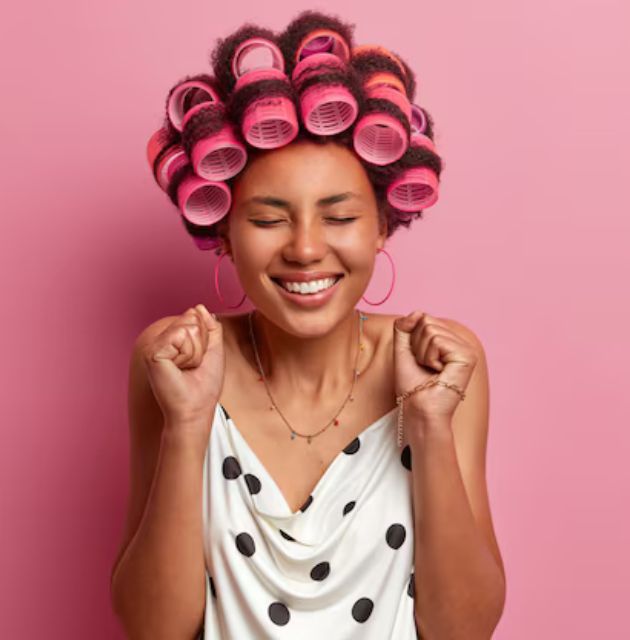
[1,0,628,637]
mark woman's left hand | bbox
[393,311,479,423]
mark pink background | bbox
[1,0,628,637]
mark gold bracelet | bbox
[395,375,466,448]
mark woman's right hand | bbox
[141,304,225,438]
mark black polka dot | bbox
[235,532,255,557]
[299,494,313,512]
[310,561,330,581]
[407,572,415,598]
[268,601,290,625]
[222,456,242,479]
[343,437,361,454]
[343,500,356,516]
[401,445,412,471]
[220,404,231,421]
[209,574,217,598]
[244,473,261,494]
[279,528,296,541]
[386,523,406,549]
[351,597,374,622]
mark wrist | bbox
[404,405,453,444]
[162,417,212,450]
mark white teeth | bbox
[279,277,337,294]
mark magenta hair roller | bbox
[180,102,247,181]
[147,127,171,168]
[147,128,190,191]
[232,38,299,149]
[192,235,223,251]
[177,174,232,226]
[290,29,357,135]
[352,84,411,165]
[167,79,221,132]
[410,103,427,136]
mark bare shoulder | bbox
[360,310,405,346]
[372,311,484,348]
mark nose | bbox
[281,218,328,264]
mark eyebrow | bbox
[243,191,361,210]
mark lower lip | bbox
[272,276,343,307]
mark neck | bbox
[249,308,363,400]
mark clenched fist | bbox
[141,304,225,437]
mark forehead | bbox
[232,141,374,203]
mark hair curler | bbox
[179,215,224,251]
[351,44,409,87]
[353,81,411,165]
[386,105,439,211]
[147,128,189,191]
[177,173,232,226]
[192,235,223,251]
[167,79,221,132]
[291,29,358,135]
[352,45,411,166]
[167,77,247,181]
[147,128,232,225]
[232,38,299,149]
[180,102,247,181]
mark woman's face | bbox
[219,140,387,335]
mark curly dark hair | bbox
[150,9,445,253]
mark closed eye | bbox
[251,217,357,227]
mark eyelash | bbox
[252,217,358,227]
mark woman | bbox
[110,11,506,639]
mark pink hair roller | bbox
[146,128,190,191]
[295,28,351,63]
[181,102,247,181]
[292,52,358,135]
[177,174,232,226]
[231,39,299,149]
[291,30,356,134]
[353,84,411,165]
[167,79,221,132]
[386,167,438,212]
[386,118,439,211]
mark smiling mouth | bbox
[270,274,344,295]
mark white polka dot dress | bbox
[199,401,420,638]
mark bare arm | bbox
[109,321,212,639]
[409,324,506,639]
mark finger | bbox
[195,303,216,329]
[168,326,193,366]
[424,333,446,371]
[153,324,192,364]
[393,311,425,354]
[415,315,462,363]
[191,306,210,357]
[394,310,426,335]
[176,325,202,369]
